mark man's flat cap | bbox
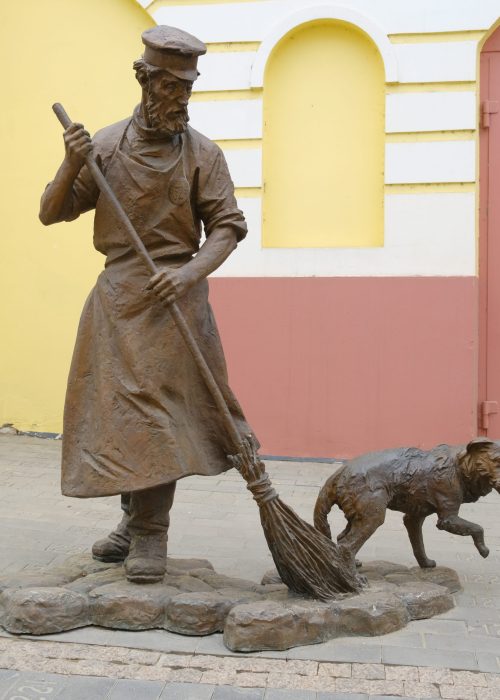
[141,26,206,81]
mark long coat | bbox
[56,110,254,497]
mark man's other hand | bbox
[146,267,197,305]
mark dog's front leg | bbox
[403,513,436,568]
[436,512,489,558]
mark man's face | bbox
[146,71,193,137]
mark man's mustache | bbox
[157,106,188,118]
[145,93,189,135]
[147,94,188,117]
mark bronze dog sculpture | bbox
[314,438,500,568]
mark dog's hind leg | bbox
[337,495,387,559]
[337,520,352,541]
[314,467,344,539]
[403,513,436,568]
[336,521,363,568]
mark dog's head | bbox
[465,438,500,492]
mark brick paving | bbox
[0,638,500,700]
[1,639,500,698]
[1,434,500,698]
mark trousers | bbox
[121,482,177,537]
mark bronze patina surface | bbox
[40,25,361,599]
[0,554,457,649]
[314,438,500,568]
[40,26,254,583]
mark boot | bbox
[92,494,131,562]
[125,533,168,583]
[124,482,176,584]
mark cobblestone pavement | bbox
[1,639,500,699]
[1,434,500,699]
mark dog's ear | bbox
[466,437,495,455]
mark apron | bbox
[61,121,253,498]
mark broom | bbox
[52,103,362,601]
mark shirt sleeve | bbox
[195,145,247,242]
[42,126,118,223]
[61,162,100,221]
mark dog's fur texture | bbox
[313,438,500,568]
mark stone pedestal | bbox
[0,556,458,652]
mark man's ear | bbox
[466,437,495,455]
[136,73,148,89]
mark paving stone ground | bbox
[1,434,500,698]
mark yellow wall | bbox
[0,0,153,432]
[262,20,385,248]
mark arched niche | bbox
[261,19,385,248]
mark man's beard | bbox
[145,90,189,137]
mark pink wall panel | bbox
[479,33,500,437]
[209,277,478,459]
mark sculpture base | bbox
[0,555,460,652]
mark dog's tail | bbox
[313,465,344,539]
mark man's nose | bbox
[177,93,189,106]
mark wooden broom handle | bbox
[52,103,243,451]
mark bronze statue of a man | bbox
[39,26,254,583]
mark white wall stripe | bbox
[386,92,477,133]
[212,192,476,277]
[224,148,262,187]
[196,51,254,92]
[394,41,478,83]
[385,141,476,184]
[188,99,263,140]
